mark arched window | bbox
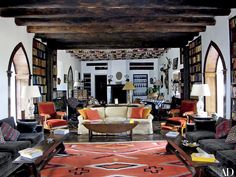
[67,66,74,98]
[204,41,226,117]
[7,43,31,120]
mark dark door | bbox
[95,75,107,104]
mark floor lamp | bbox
[122,81,135,104]
[190,84,210,116]
[21,85,41,119]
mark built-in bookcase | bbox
[83,73,91,96]
[32,38,47,102]
[189,36,202,98]
[230,16,236,120]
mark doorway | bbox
[95,75,107,104]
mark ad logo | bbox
[222,168,234,177]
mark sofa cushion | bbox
[130,107,144,119]
[78,108,89,119]
[0,117,16,129]
[0,141,31,158]
[106,117,127,122]
[0,128,6,144]
[0,152,11,166]
[186,131,215,142]
[216,150,236,170]
[18,133,42,146]
[215,120,231,139]
[91,107,105,119]
[105,107,127,117]
[142,108,151,118]
[1,122,20,141]
[198,139,235,154]
[17,121,37,133]
[84,109,101,120]
[225,125,236,144]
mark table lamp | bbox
[122,81,135,104]
[21,85,41,118]
[190,84,210,116]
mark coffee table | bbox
[83,121,138,141]
[13,134,68,177]
[161,130,218,177]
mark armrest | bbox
[56,111,67,119]
[39,113,51,119]
[146,114,154,120]
[168,108,181,117]
[35,125,44,133]
[183,111,194,116]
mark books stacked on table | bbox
[191,147,217,163]
[53,128,69,135]
[165,131,179,138]
[19,148,43,159]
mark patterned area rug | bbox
[41,141,192,177]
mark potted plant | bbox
[146,85,159,99]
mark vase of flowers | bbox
[146,85,159,99]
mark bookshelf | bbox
[83,73,91,96]
[180,46,190,99]
[133,74,148,100]
[32,38,47,102]
[230,16,236,120]
[189,36,202,97]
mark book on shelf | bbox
[165,131,179,137]
[19,148,43,159]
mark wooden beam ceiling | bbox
[0,0,233,59]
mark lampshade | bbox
[21,85,41,98]
[190,84,210,96]
[122,81,135,90]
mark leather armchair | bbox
[161,100,197,135]
[38,102,68,131]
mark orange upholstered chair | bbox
[38,102,68,131]
[161,100,197,135]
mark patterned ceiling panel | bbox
[67,48,168,61]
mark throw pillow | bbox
[142,108,151,118]
[130,107,144,119]
[84,109,101,120]
[1,122,20,141]
[0,128,6,144]
[215,120,231,139]
[226,125,236,144]
[78,108,89,119]
[17,121,37,133]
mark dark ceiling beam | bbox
[15,16,216,26]
[27,25,206,33]
[0,7,230,18]
[0,0,235,8]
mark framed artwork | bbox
[64,74,67,83]
[172,58,178,70]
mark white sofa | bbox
[78,106,154,135]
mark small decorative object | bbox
[114,98,119,105]
[108,75,113,84]
[57,78,61,85]
[172,57,178,70]
[64,74,67,83]
[124,74,129,81]
[116,72,122,80]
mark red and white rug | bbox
[41,141,192,177]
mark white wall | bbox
[57,50,81,91]
[200,9,236,118]
[0,17,34,118]
[157,48,181,101]
[81,59,159,97]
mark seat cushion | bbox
[18,133,42,146]
[0,141,31,158]
[198,139,235,154]
[186,131,215,142]
[0,152,11,166]
[46,119,67,128]
[215,120,231,139]
[216,150,236,170]
[166,117,187,126]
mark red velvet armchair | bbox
[38,102,68,131]
[161,100,197,135]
